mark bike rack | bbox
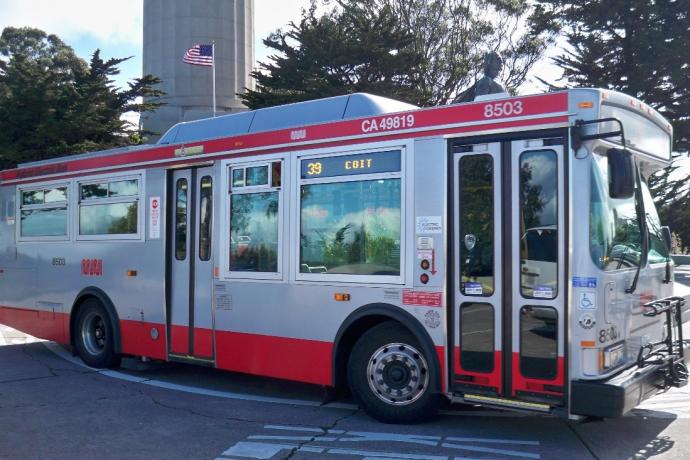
[636,296,689,389]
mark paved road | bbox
[2,270,690,460]
[675,264,690,288]
[3,326,690,459]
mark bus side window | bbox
[19,185,69,238]
[459,154,494,295]
[78,177,140,237]
[228,163,281,273]
[520,306,558,380]
[199,176,213,261]
[298,150,402,277]
[519,150,558,299]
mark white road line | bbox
[263,425,325,433]
[248,435,340,442]
[41,341,529,417]
[440,442,540,459]
[43,342,330,408]
[445,437,540,446]
[243,425,541,460]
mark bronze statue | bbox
[454,52,506,103]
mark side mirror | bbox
[607,148,635,199]
[661,226,672,252]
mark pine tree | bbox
[0,27,164,168]
[241,0,554,109]
[535,0,690,153]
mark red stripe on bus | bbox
[436,346,446,393]
[169,325,189,355]
[119,319,167,360]
[215,330,333,386]
[0,305,69,344]
[454,347,502,393]
[0,93,569,183]
[511,352,565,397]
[193,327,214,359]
[1,114,570,187]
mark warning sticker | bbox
[533,285,553,298]
[415,216,442,234]
[463,282,483,295]
[417,249,433,260]
[402,290,442,307]
[149,197,161,239]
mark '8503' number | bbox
[483,100,523,118]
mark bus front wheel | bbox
[348,321,440,423]
[74,299,121,368]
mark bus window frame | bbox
[74,171,145,242]
[16,179,72,243]
[294,145,407,286]
[223,158,285,281]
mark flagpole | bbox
[212,41,217,117]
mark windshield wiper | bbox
[626,168,648,294]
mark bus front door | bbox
[168,167,215,360]
[452,136,566,409]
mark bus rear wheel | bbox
[348,321,440,423]
[75,299,121,368]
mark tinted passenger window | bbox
[460,303,494,373]
[230,192,279,272]
[80,202,138,235]
[519,150,558,299]
[78,177,140,237]
[229,162,282,274]
[520,306,558,380]
[21,208,67,237]
[300,179,401,275]
[459,155,494,296]
[20,186,69,238]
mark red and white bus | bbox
[0,89,687,422]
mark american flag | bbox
[183,44,214,66]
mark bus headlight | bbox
[601,342,625,370]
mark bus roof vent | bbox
[157,93,418,145]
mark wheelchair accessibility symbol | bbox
[579,291,597,310]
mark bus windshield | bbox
[589,153,669,270]
[590,153,642,270]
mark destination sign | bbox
[301,150,401,179]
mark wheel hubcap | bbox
[81,311,107,356]
[366,342,429,406]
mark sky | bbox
[0,0,315,90]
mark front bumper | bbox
[571,341,690,418]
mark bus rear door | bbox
[451,135,566,411]
[168,167,215,360]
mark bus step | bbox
[457,393,552,413]
[168,354,215,367]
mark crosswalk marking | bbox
[0,325,45,346]
[219,424,541,459]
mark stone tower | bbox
[141,0,254,140]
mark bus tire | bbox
[74,298,121,368]
[348,321,440,423]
